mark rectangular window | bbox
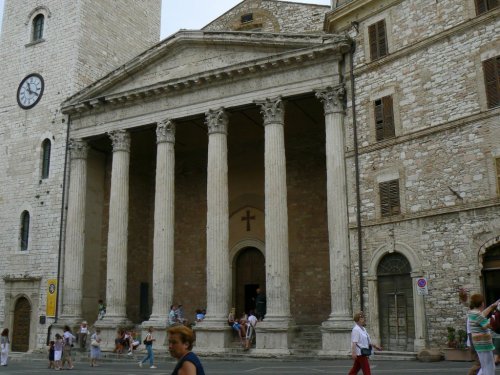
[496,158,500,196]
[483,56,500,108]
[380,179,400,217]
[374,95,395,141]
[475,0,499,15]
[368,20,388,60]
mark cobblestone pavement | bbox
[0,357,493,374]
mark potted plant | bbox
[443,327,474,361]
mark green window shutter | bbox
[377,20,388,58]
[483,56,500,108]
[369,23,378,60]
[496,158,500,196]
[380,180,400,217]
[374,95,395,141]
[369,20,388,60]
[476,0,488,14]
[374,99,384,141]
[382,96,395,139]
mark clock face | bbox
[17,73,44,109]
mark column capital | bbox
[108,130,131,152]
[255,97,284,125]
[315,85,345,115]
[156,119,176,144]
[205,108,228,135]
[69,139,88,160]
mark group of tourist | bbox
[46,325,77,370]
[347,293,500,375]
[227,308,258,350]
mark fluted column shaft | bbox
[316,86,352,320]
[61,139,88,321]
[105,130,131,321]
[257,98,291,319]
[205,108,230,321]
[150,120,176,322]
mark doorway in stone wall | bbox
[482,243,500,305]
[377,252,415,352]
[11,297,31,352]
[234,247,265,317]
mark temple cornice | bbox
[62,33,351,116]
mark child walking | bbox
[54,333,63,370]
[48,340,55,369]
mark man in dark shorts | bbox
[168,325,205,375]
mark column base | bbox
[193,318,232,354]
[254,317,294,354]
[319,317,353,357]
[414,338,426,351]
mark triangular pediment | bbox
[63,30,347,109]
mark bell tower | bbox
[0,0,161,351]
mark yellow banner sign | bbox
[46,279,57,317]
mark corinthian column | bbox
[316,85,353,355]
[148,120,176,328]
[194,108,231,353]
[254,97,292,353]
[61,139,88,323]
[103,130,131,324]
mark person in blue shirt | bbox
[168,325,205,375]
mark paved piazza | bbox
[0,358,490,374]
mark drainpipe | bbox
[349,40,364,313]
[47,112,71,345]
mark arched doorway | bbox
[377,253,415,351]
[234,247,265,316]
[12,297,31,352]
[482,243,500,305]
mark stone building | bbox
[0,0,161,351]
[0,0,499,356]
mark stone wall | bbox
[338,0,500,348]
[204,0,328,33]
[0,0,161,349]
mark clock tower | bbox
[0,0,161,351]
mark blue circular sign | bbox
[417,278,427,288]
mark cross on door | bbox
[241,210,255,231]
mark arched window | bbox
[41,139,51,179]
[20,211,30,251]
[32,14,44,41]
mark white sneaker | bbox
[138,361,142,368]
[127,351,133,356]
[150,365,157,369]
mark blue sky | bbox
[0,0,331,39]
